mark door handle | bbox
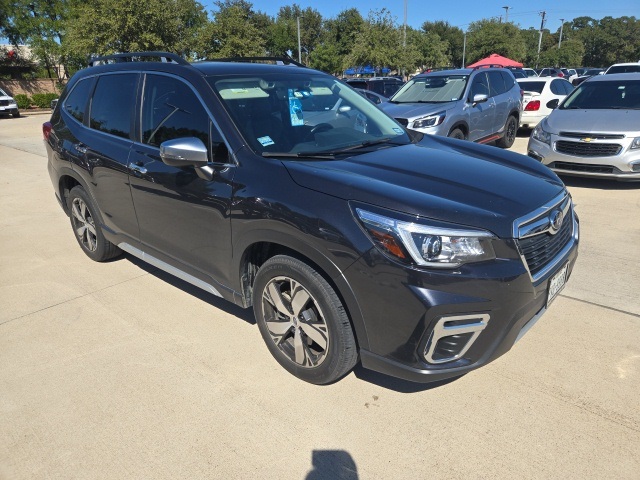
[128,162,147,175]
[74,143,87,154]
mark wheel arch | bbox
[235,232,369,351]
[448,122,469,138]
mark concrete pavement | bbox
[1,114,639,479]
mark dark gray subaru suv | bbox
[44,52,579,384]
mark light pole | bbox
[297,16,302,63]
[502,6,511,23]
[558,19,565,49]
[536,10,546,68]
[462,31,467,68]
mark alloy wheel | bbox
[71,197,97,252]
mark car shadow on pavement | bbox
[124,253,256,325]
[351,364,462,393]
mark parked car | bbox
[345,77,404,98]
[572,68,604,86]
[517,77,574,129]
[380,67,522,147]
[605,62,640,74]
[44,52,579,384]
[0,87,20,117]
[528,73,640,181]
[523,68,538,77]
[355,88,387,107]
[538,68,566,78]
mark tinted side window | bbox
[500,71,515,91]
[560,80,574,95]
[142,74,210,150]
[488,71,506,96]
[470,72,490,98]
[550,80,565,95]
[89,74,137,139]
[64,78,93,124]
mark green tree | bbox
[421,21,464,67]
[406,28,449,70]
[2,0,70,80]
[65,0,207,59]
[270,4,322,62]
[466,19,526,65]
[346,9,400,73]
[311,8,364,73]
[197,0,267,58]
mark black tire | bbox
[496,115,518,148]
[448,128,465,140]
[252,255,358,384]
[12,110,20,118]
[67,185,121,262]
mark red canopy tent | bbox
[467,53,523,68]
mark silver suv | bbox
[380,68,522,148]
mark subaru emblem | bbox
[550,210,564,233]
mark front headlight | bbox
[532,122,551,145]
[355,209,496,268]
[630,137,640,150]
[413,111,446,129]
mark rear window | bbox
[606,65,640,74]
[518,81,546,93]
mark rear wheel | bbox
[496,115,517,148]
[252,255,358,384]
[448,128,465,140]
[67,186,121,262]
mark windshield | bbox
[561,79,640,110]
[606,65,640,74]
[390,75,468,103]
[0,87,9,97]
[519,81,546,93]
[207,73,410,155]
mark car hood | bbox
[380,101,457,120]
[284,136,564,238]
[0,95,14,101]
[546,109,640,134]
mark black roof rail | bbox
[208,56,306,68]
[88,51,189,67]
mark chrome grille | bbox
[559,131,624,140]
[514,193,575,280]
[555,141,621,157]
[518,212,573,276]
[0,100,9,106]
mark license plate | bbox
[547,263,569,308]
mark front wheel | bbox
[496,115,517,148]
[448,128,466,140]
[252,255,358,384]
[12,110,20,118]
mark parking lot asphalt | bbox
[1,113,639,479]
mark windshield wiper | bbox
[317,137,403,154]
[262,151,336,159]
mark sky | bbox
[203,0,638,33]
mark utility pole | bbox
[296,16,301,63]
[536,10,546,68]
[403,0,407,79]
[558,19,565,49]
[462,31,467,68]
[503,6,511,23]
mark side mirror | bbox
[471,93,488,105]
[160,137,208,167]
[546,99,560,109]
[338,105,352,113]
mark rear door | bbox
[83,73,140,245]
[488,70,509,133]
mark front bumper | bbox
[0,105,18,114]
[345,210,579,383]
[528,135,640,181]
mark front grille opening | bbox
[431,333,474,362]
[555,141,621,157]
[550,162,617,174]
[518,212,573,276]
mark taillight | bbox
[42,122,52,141]
[525,100,541,111]
[558,72,564,77]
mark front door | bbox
[466,72,496,141]
[127,73,235,289]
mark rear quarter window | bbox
[63,78,94,124]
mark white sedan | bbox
[516,77,574,129]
